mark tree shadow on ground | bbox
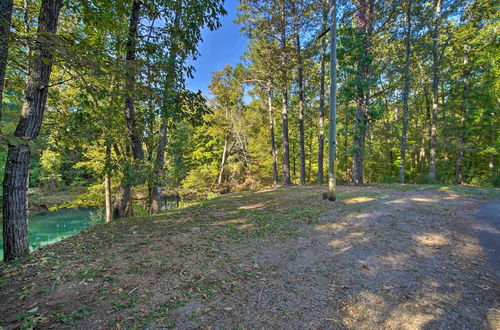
[0,185,498,329]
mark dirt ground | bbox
[1,184,499,329]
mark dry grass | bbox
[0,184,499,329]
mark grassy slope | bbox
[0,184,498,328]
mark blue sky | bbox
[186,1,248,97]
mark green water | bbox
[0,208,101,259]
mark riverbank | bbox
[27,187,87,213]
[1,184,499,328]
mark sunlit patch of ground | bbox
[413,233,449,247]
[0,184,499,329]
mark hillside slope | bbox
[1,185,499,329]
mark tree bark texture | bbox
[124,0,144,162]
[317,1,327,185]
[2,0,63,261]
[399,0,412,183]
[294,5,306,185]
[429,0,441,183]
[352,0,373,185]
[280,7,291,185]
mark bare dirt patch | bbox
[0,185,499,329]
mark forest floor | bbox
[1,184,499,329]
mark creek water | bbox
[0,208,101,259]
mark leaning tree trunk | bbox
[118,0,143,217]
[317,0,327,185]
[268,83,279,185]
[294,6,306,185]
[2,0,63,262]
[0,0,13,126]
[429,0,441,184]
[399,0,412,183]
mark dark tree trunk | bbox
[113,144,133,218]
[294,5,306,185]
[2,0,63,262]
[317,1,327,185]
[429,0,441,184]
[399,0,412,183]
[124,0,144,162]
[0,0,13,126]
[117,0,143,218]
[114,183,132,218]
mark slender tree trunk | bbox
[429,0,441,184]
[150,118,167,213]
[327,0,338,200]
[0,0,13,126]
[317,1,327,185]
[294,6,306,185]
[268,84,279,185]
[104,143,112,223]
[489,153,494,176]
[399,0,412,183]
[149,4,182,214]
[218,135,229,186]
[2,0,63,262]
[280,16,291,185]
[456,47,469,184]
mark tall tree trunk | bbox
[317,1,328,185]
[456,46,469,184]
[429,0,441,184]
[104,143,112,223]
[294,5,306,185]
[399,0,412,183]
[280,9,291,185]
[124,0,144,162]
[2,0,63,262]
[268,84,279,185]
[352,0,371,186]
[117,0,143,217]
[0,0,13,126]
[149,5,181,214]
[327,0,338,200]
